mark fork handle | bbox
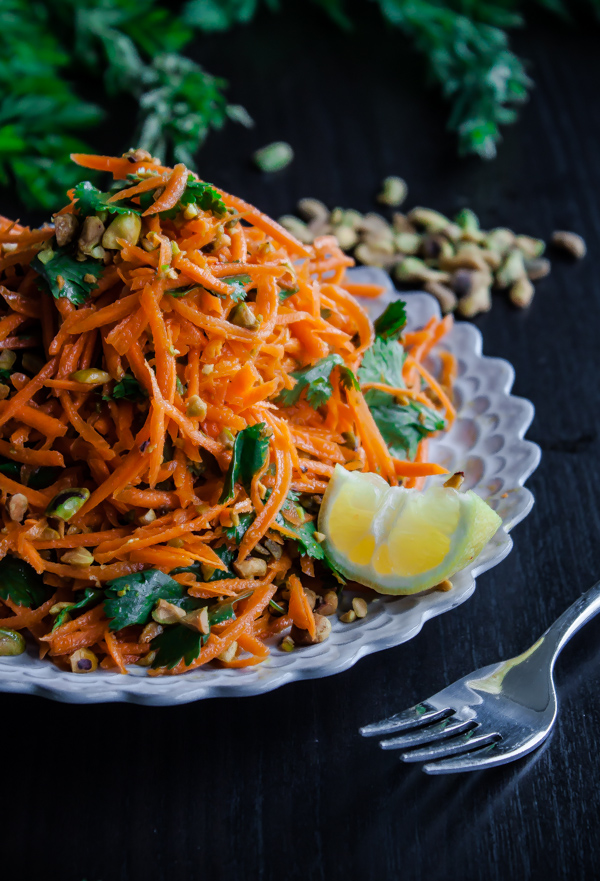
[542,578,600,664]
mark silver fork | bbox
[360,579,600,774]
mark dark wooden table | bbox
[3,6,600,880]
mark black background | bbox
[3,4,600,880]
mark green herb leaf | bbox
[224,512,254,544]
[179,177,227,216]
[104,569,188,631]
[0,458,22,481]
[27,466,61,489]
[367,399,445,460]
[31,246,102,306]
[150,624,207,669]
[73,181,143,217]
[277,354,351,409]
[219,423,271,504]
[373,300,407,340]
[278,287,299,302]
[222,274,251,303]
[0,555,50,608]
[358,337,405,394]
[104,374,148,402]
[52,588,101,631]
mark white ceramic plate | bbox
[0,268,540,704]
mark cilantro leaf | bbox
[0,458,21,481]
[373,301,407,340]
[224,512,254,545]
[358,337,405,392]
[338,365,359,391]
[219,423,271,504]
[0,555,51,608]
[31,246,103,306]
[278,287,299,302]
[104,569,188,631]
[277,354,352,409]
[52,588,101,631]
[368,399,446,460]
[104,374,148,402]
[222,274,251,303]
[151,624,207,670]
[73,181,143,217]
[179,177,227,216]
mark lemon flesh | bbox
[318,465,502,595]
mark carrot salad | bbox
[0,149,455,676]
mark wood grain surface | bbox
[2,5,600,880]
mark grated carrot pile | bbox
[0,151,454,676]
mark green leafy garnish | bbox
[31,247,102,306]
[52,588,101,631]
[219,423,271,504]
[373,301,407,340]
[27,466,61,489]
[359,336,445,459]
[150,624,207,669]
[367,398,445,460]
[0,555,50,608]
[224,512,254,545]
[104,569,189,631]
[104,374,148,402]
[0,458,21,481]
[179,177,227,216]
[73,181,143,217]
[277,354,358,409]
[278,287,299,302]
[222,274,251,303]
[358,337,405,391]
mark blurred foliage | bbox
[1,0,599,209]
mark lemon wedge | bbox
[318,464,502,595]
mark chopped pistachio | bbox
[70,648,98,673]
[186,394,207,419]
[0,627,26,656]
[61,547,94,567]
[71,368,112,385]
[377,176,408,207]
[46,488,90,521]
[352,597,368,618]
[253,141,294,173]
[8,493,28,523]
[102,212,142,250]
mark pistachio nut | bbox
[515,235,546,259]
[423,281,457,314]
[394,257,450,285]
[407,207,452,233]
[278,216,313,244]
[0,627,26,656]
[253,141,294,173]
[392,213,417,234]
[186,394,208,420]
[377,176,408,207]
[354,243,397,269]
[102,212,142,250]
[78,216,105,256]
[46,488,90,521]
[525,257,551,281]
[420,234,454,262]
[551,230,586,259]
[484,228,515,255]
[394,232,421,255]
[54,213,79,248]
[0,350,16,370]
[509,276,535,308]
[70,648,98,673]
[230,303,261,330]
[496,249,526,289]
[70,368,112,385]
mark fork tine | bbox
[359,703,453,737]
[401,731,500,765]
[379,717,475,750]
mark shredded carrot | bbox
[0,150,456,678]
